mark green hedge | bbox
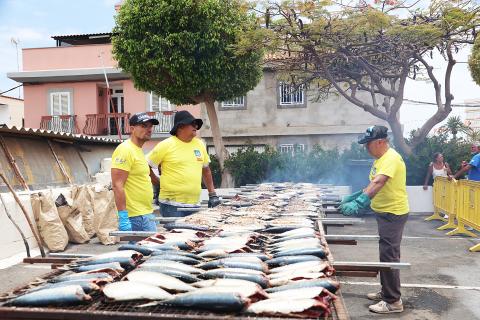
[209,134,473,187]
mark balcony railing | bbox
[146,111,175,134]
[83,113,131,136]
[82,111,175,136]
[40,115,80,134]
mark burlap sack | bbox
[71,185,95,238]
[31,192,68,252]
[92,186,119,245]
[56,194,89,244]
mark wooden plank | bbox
[325,235,379,241]
[333,261,411,270]
[327,240,357,245]
[23,257,76,264]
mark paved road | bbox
[330,212,480,320]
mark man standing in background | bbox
[111,112,159,231]
[452,142,480,181]
[148,110,220,217]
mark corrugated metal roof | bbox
[51,32,112,40]
[0,126,122,145]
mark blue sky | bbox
[0,0,118,95]
[0,0,478,134]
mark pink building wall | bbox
[23,44,116,71]
[21,43,202,135]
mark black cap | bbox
[129,112,159,126]
[358,125,388,144]
[170,110,203,135]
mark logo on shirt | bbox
[371,166,377,176]
[194,149,202,161]
[114,157,126,165]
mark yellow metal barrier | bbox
[434,177,458,230]
[425,177,448,222]
[429,178,480,251]
[446,181,479,251]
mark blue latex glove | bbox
[340,190,363,205]
[117,210,132,231]
[339,193,371,216]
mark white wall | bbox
[407,186,433,213]
[0,105,9,126]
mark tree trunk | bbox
[387,115,413,156]
[204,99,233,187]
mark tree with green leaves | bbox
[112,0,263,185]
[241,0,480,155]
[469,31,480,84]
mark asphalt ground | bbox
[0,211,479,319]
[330,212,480,320]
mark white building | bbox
[0,95,24,128]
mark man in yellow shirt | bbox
[340,125,409,314]
[147,110,220,217]
[111,112,160,231]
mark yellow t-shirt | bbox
[111,139,153,217]
[147,136,210,205]
[369,148,409,215]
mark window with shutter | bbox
[50,92,71,115]
[150,92,175,111]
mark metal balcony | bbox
[40,115,80,134]
[82,111,175,136]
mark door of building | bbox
[108,87,124,135]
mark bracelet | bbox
[208,192,217,197]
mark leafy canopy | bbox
[112,0,263,104]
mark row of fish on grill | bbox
[6,226,338,318]
[6,183,344,318]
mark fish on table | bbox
[199,269,269,288]
[8,285,91,307]
[136,266,199,283]
[126,270,195,293]
[102,281,172,301]
[266,255,321,268]
[146,254,201,265]
[158,291,250,312]
[265,279,340,294]
[140,260,203,274]
[48,272,114,283]
[245,297,331,318]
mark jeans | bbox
[129,213,157,232]
[160,203,198,218]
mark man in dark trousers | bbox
[340,125,409,314]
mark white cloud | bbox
[0,26,47,43]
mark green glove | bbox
[339,193,371,216]
[340,190,363,204]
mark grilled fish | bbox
[9,285,91,306]
[126,270,195,292]
[103,281,172,301]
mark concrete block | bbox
[94,172,112,186]
[100,158,112,173]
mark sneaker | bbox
[369,300,403,314]
[367,291,382,301]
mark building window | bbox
[50,92,71,115]
[279,143,305,154]
[278,82,304,106]
[223,96,245,108]
[150,92,175,112]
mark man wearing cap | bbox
[111,112,160,232]
[339,125,409,314]
[147,110,220,217]
[451,142,480,181]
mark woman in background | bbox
[423,152,452,190]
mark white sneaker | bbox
[369,299,404,314]
[366,291,382,301]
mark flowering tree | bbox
[241,0,480,155]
